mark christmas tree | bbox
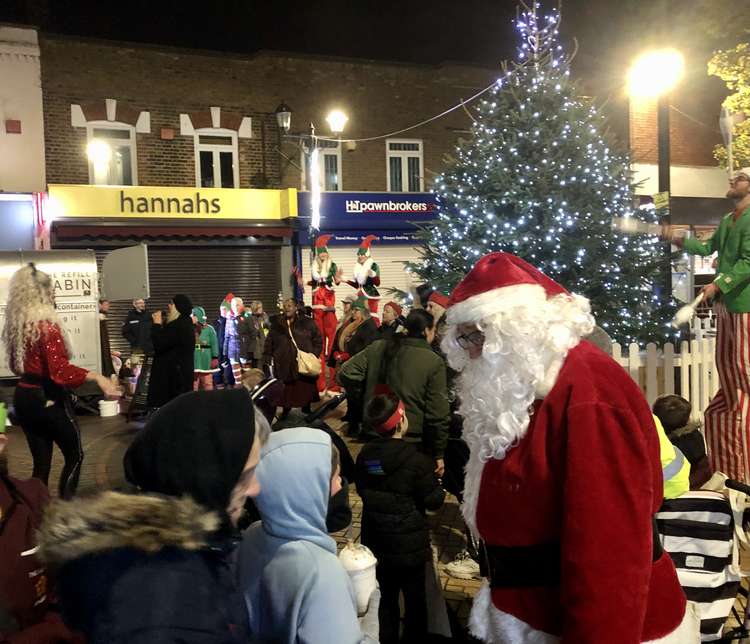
[409,1,672,345]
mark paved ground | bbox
[5,397,481,630]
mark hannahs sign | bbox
[47,185,298,221]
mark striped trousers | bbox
[704,302,750,481]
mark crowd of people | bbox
[3,172,750,644]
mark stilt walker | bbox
[347,235,381,325]
[666,168,750,480]
[309,234,341,393]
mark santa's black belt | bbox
[481,519,663,588]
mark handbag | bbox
[287,321,321,377]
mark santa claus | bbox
[346,234,381,323]
[309,234,341,392]
[441,252,697,644]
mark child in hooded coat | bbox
[236,427,378,644]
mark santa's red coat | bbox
[467,340,688,644]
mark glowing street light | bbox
[325,109,348,136]
[627,49,685,99]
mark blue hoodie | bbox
[236,428,364,644]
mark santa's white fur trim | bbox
[461,442,486,540]
[468,580,697,643]
[469,580,557,644]
[446,284,547,326]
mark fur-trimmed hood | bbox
[38,491,220,566]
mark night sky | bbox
[0,0,727,106]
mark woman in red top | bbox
[1,264,116,499]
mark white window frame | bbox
[301,140,343,191]
[86,121,138,186]
[386,138,424,192]
[194,128,240,188]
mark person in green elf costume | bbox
[191,306,220,391]
[346,235,381,326]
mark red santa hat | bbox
[357,235,378,257]
[314,234,333,256]
[447,252,569,325]
[384,301,402,317]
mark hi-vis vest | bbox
[654,415,691,499]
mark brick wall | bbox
[40,36,495,191]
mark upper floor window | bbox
[302,139,342,191]
[86,123,137,186]
[195,130,239,188]
[386,139,423,192]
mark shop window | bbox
[86,123,137,186]
[195,131,239,188]
[302,139,342,191]
[386,139,423,192]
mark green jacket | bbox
[338,337,450,459]
[194,324,219,373]
[683,206,750,312]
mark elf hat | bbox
[446,252,569,325]
[357,235,378,257]
[192,306,207,324]
[221,293,235,310]
[315,234,333,256]
[428,292,450,309]
[351,296,369,312]
[384,301,402,317]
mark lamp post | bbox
[627,48,685,302]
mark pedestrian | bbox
[192,306,219,391]
[224,297,255,385]
[236,426,379,644]
[1,264,117,499]
[663,168,750,480]
[356,391,445,644]
[0,403,81,643]
[327,294,356,392]
[37,388,270,644]
[121,297,153,357]
[345,235,381,324]
[98,298,116,377]
[379,301,405,339]
[147,294,194,409]
[248,300,269,368]
[338,309,449,475]
[441,251,695,642]
[263,298,322,414]
[213,294,234,389]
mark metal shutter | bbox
[301,245,421,319]
[96,245,281,357]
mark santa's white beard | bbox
[352,257,373,285]
[442,293,594,536]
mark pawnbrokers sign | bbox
[47,185,298,220]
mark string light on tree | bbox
[407,0,672,345]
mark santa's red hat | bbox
[315,234,333,256]
[357,235,378,257]
[447,252,569,325]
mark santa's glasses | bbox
[456,330,485,349]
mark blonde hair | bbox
[2,265,67,374]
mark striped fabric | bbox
[704,302,750,481]
[656,491,741,642]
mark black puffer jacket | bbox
[355,438,445,567]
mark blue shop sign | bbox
[297,192,437,244]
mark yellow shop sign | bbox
[47,185,298,220]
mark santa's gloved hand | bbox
[359,586,380,643]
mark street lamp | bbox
[274,102,293,134]
[325,109,348,136]
[628,48,684,302]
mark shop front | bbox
[45,184,297,355]
[297,192,437,317]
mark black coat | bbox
[121,308,153,354]
[344,317,379,359]
[147,314,194,408]
[355,438,445,567]
[263,314,323,383]
[38,493,247,644]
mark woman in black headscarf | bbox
[36,388,271,644]
[147,293,195,409]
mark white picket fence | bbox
[611,339,719,421]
